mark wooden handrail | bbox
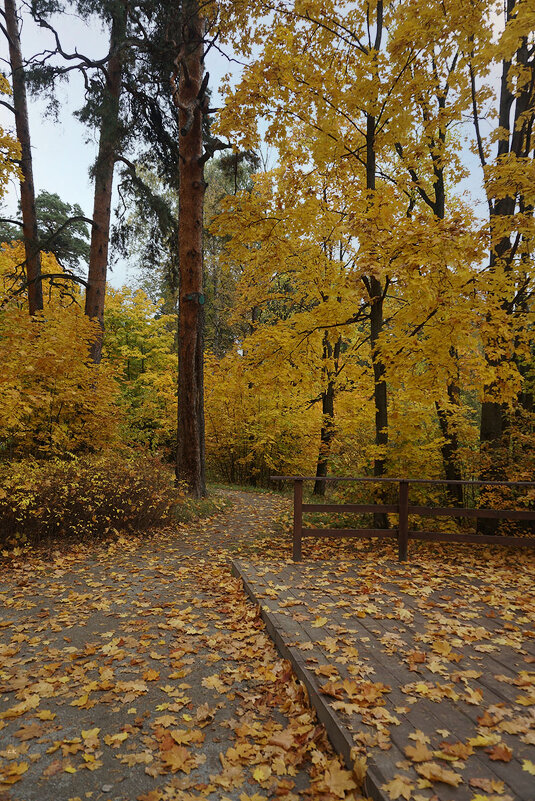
[271,475,535,486]
[273,476,535,562]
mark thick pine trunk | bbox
[176,1,206,497]
[4,0,42,315]
[84,8,126,364]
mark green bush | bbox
[0,452,182,545]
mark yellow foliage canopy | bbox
[0,244,120,458]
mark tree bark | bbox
[435,378,464,507]
[4,0,43,315]
[313,334,340,496]
[365,98,389,526]
[84,6,126,363]
[175,0,206,497]
[476,0,533,530]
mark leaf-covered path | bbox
[234,556,535,800]
[0,490,364,801]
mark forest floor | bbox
[1,489,534,801]
[0,489,367,801]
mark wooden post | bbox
[293,479,303,561]
[398,480,409,561]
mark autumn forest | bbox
[1,0,534,530]
[1,2,535,800]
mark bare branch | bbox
[39,215,94,253]
[27,9,112,79]
[0,98,15,113]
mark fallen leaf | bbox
[382,775,413,800]
[486,743,513,762]
[405,742,434,763]
[415,762,462,786]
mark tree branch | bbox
[0,98,15,113]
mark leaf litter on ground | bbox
[1,487,535,801]
[0,490,369,801]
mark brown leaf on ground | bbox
[486,743,513,762]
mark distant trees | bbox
[0,191,90,273]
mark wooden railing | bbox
[271,476,535,561]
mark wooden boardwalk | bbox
[231,556,535,801]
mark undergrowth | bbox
[0,452,184,547]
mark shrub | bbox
[0,452,182,546]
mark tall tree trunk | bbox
[478,0,532,474]
[396,56,466,493]
[475,2,533,529]
[432,141,464,495]
[84,6,126,364]
[313,335,340,496]
[365,103,389,527]
[175,0,206,497]
[4,0,42,314]
[432,154,464,501]
[435,377,464,507]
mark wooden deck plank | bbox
[231,558,535,801]
[253,573,522,799]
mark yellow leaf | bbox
[468,733,501,747]
[36,710,56,721]
[405,742,434,762]
[104,731,128,747]
[416,762,462,786]
[0,761,28,785]
[323,761,358,797]
[382,775,413,800]
[81,727,100,740]
[70,694,89,707]
[252,765,272,782]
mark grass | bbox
[208,480,294,497]
[171,489,232,524]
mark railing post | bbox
[398,480,409,562]
[293,479,303,561]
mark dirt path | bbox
[0,490,364,801]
